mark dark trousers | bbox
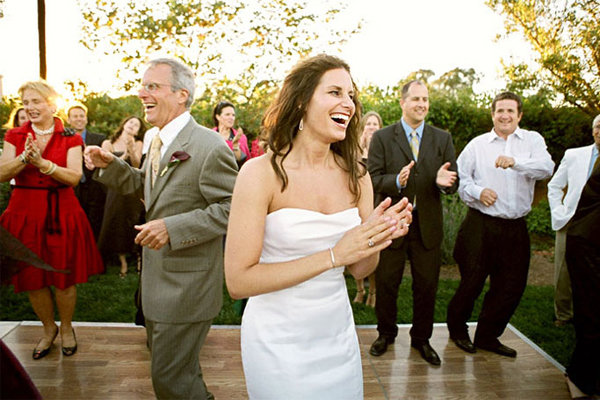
[375,212,441,342]
[447,208,530,343]
[566,235,600,396]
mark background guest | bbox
[368,80,458,365]
[213,101,251,167]
[0,81,103,360]
[353,110,383,307]
[447,91,554,358]
[5,106,29,129]
[97,116,146,277]
[68,104,106,239]
[547,114,600,327]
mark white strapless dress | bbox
[241,207,363,400]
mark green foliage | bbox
[488,0,600,115]
[85,94,146,137]
[77,0,360,97]
[0,182,10,214]
[526,199,553,237]
[441,194,468,265]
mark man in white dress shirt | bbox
[547,114,600,327]
[446,92,554,357]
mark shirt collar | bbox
[156,111,191,150]
[487,126,522,143]
[401,118,424,139]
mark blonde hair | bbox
[18,81,60,108]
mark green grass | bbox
[1,265,574,367]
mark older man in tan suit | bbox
[85,58,237,399]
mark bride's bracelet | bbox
[328,248,337,269]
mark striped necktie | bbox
[410,131,419,161]
[150,134,162,187]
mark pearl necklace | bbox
[32,124,54,136]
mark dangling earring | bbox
[298,118,304,131]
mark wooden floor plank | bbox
[2,323,570,399]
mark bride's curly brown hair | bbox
[261,54,364,204]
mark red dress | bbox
[1,119,104,293]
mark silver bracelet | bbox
[18,152,27,164]
[329,248,337,268]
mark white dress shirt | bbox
[457,127,554,219]
[153,111,191,158]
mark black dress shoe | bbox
[411,340,441,365]
[452,337,477,354]
[369,336,393,357]
[475,340,517,358]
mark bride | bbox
[224,54,412,399]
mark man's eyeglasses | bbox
[140,82,171,92]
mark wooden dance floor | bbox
[1,321,570,399]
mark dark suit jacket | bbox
[96,117,238,323]
[74,129,107,238]
[368,122,458,250]
[567,165,600,245]
[82,130,106,181]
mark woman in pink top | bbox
[213,101,251,167]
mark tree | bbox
[487,0,599,116]
[77,0,360,98]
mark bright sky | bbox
[0,0,535,99]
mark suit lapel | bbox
[576,145,595,182]
[417,125,434,165]
[147,121,194,212]
[392,123,414,161]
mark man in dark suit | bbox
[564,132,600,398]
[68,104,106,239]
[368,80,458,365]
[85,58,237,399]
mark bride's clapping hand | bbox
[332,205,399,267]
[380,197,412,239]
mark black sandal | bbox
[61,328,78,356]
[32,326,59,360]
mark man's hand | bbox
[495,155,515,169]
[436,162,457,187]
[134,219,170,250]
[479,188,498,207]
[84,145,115,170]
[398,161,415,187]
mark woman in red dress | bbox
[0,81,103,359]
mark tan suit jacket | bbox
[96,117,238,323]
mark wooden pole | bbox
[37,0,46,79]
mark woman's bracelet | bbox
[18,152,27,164]
[40,161,57,175]
[232,146,240,151]
[329,247,337,269]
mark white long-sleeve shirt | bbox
[457,128,555,219]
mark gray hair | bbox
[148,58,196,109]
[593,114,600,128]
